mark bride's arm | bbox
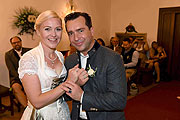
[22,74,65,109]
[22,65,80,109]
[19,54,86,109]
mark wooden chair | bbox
[137,67,153,87]
[0,85,21,116]
[9,88,21,112]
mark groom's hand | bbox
[66,64,80,83]
[76,68,89,86]
[61,81,83,101]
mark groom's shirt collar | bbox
[78,40,100,58]
[77,40,100,69]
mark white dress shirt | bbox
[79,53,89,119]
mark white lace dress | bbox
[18,43,70,120]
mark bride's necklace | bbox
[45,54,57,66]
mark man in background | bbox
[109,37,122,54]
[5,36,31,108]
[121,37,139,81]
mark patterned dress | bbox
[18,43,70,120]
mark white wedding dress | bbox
[18,43,70,120]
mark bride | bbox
[18,10,88,120]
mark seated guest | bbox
[157,46,167,59]
[5,36,31,108]
[97,38,105,46]
[121,38,139,81]
[156,46,167,73]
[132,37,149,68]
[109,37,122,54]
[147,41,167,83]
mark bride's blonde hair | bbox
[34,10,62,30]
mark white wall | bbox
[2,0,179,87]
[110,0,180,46]
[0,0,110,87]
[73,0,111,45]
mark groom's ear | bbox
[90,27,94,36]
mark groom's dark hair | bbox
[64,12,92,30]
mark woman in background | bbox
[147,41,167,83]
[18,10,88,120]
[132,37,149,68]
[97,38,105,46]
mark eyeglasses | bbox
[11,41,21,44]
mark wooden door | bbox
[171,13,180,79]
[157,7,180,80]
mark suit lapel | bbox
[12,49,20,60]
[77,51,82,69]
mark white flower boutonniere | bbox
[87,64,97,77]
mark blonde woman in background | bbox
[132,37,149,68]
[18,10,88,120]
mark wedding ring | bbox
[68,88,72,93]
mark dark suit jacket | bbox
[5,47,31,86]
[65,42,127,120]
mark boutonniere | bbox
[87,64,97,77]
[127,56,130,59]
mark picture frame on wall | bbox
[115,32,147,45]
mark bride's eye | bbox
[44,27,51,31]
[56,27,62,31]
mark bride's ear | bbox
[36,29,40,36]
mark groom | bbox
[63,12,127,120]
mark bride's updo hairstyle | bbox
[34,10,62,31]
